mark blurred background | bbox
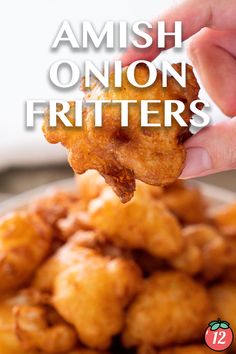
[0,0,235,202]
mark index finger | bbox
[121,0,236,66]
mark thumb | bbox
[180,117,236,179]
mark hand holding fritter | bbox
[43,64,200,202]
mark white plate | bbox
[0,178,236,216]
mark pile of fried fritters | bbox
[0,172,236,354]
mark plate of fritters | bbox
[0,172,236,354]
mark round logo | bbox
[205,319,234,351]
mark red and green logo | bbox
[205,319,233,351]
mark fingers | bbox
[188,28,236,116]
[121,0,236,66]
[180,118,236,179]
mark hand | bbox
[121,0,236,178]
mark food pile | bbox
[0,171,236,354]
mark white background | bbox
[0,0,229,171]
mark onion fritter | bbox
[0,212,52,292]
[87,186,183,259]
[0,288,49,354]
[32,232,100,292]
[33,231,130,292]
[210,202,236,236]
[0,293,29,354]
[53,255,142,350]
[171,224,226,280]
[43,64,200,202]
[76,171,107,205]
[14,304,77,354]
[122,271,212,348]
[160,181,206,224]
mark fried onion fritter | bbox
[0,288,49,354]
[32,232,100,292]
[210,202,236,236]
[30,191,81,240]
[43,64,200,203]
[87,186,183,259]
[14,304,77,354]
[122,271,212,348]
[33,231,131,292]
[53,256,142,350]
[76,171,107,205]
[0,293,30,354]
[171,224,226,280]
[0,212,52,292]
[32,230,142,350]
[1,172,234,354]
[160,181,207,224]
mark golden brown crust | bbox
[0,212,52,292]
[53,255,142,350]
[2,174,235,354]
[122,271,212,348]
[210,202,236,236]
[171,224,227,281]
[43,64,200,202]
[86,186,183,259]
[14,304,77,354]
[160,181,207,224]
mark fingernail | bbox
[180,147,212,178]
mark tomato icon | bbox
[205,319,233,351]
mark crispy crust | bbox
[43,64,200,202]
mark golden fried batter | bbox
[1,172,235,354]
[76,171,108,204]
[43,64,200,202]
[57,204,93,240]
[32,232,101,292]
[53,256,142,350]
[170,241,202,276]
[160,181,207,224]
[59,171,108,238]
[33,231,130,292]
[122,271,212,348]
[30,191,81,240]
[0,212,52,292]
[0,293,30,354]
[14,304,77,354]
[0,288,48,354]
[171,224,226,280]
[132,250,167,276]
[209,282,236,351]
[210,202,236,236]
[87,186,183,259]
